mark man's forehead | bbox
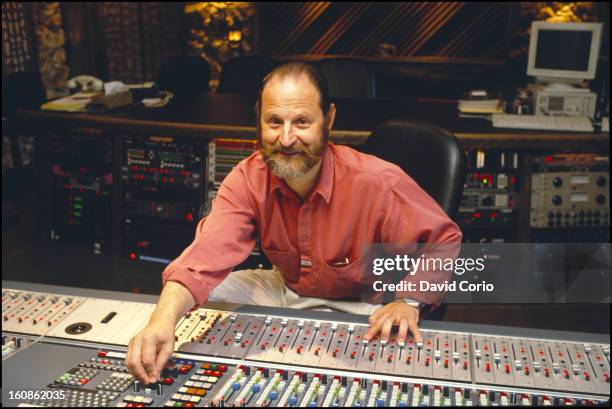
[262,75,321,109]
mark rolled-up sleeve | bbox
[162,164,257,307]
[379,170,462,305]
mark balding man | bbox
[126,62,461,384]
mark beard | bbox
[260,126,329,179]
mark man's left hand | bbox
[364,300,422,344]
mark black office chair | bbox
[363,120,465,219]
[363,120,466,321]
[217,55,280,94]
[316,58,374,99]
[157,55,211,96]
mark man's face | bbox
[259,75,333,179]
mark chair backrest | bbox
[362,120,466,219]
[157,55,211,96]
[217,55,280,94]
[316,58,374,99]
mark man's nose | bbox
[279,123,296,148]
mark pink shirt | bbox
[162,142,462,307]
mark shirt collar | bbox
[269,142,334,204]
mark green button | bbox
[174,403,183,407]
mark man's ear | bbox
[326,102,336,131]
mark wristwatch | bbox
[401,298,421,308]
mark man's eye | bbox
[296,119,310,126]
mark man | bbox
[126,62,462,384]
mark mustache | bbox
[277,149,303,154]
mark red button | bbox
[179,366,190,374]
[162,377,173,385]
[97,351,107,357]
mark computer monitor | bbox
[527,21,602,87]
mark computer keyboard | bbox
[491,114,594,132]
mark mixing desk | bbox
[2,281,610,406]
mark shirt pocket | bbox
[263,249,299,285]
[313,255,364,299]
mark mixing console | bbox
[2,283,610,407]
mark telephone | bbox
[66,75,104,93]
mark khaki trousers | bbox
[209,267,381,316]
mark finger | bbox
[155,341,174,379]
[127,337,148,383]
[380,317,394,343]
[141,336,158,384]
[124,337,133,371]
[364,314,386,340]
[369,307,383,324]
[408,319,423,344]
[397,318,409,345]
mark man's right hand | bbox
[124,281,195,384]
[125,319,176,384]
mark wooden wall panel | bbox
[258,2,510,59]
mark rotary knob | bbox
[552,177,563,187]
[481,196,494,207]
[596,176,606,187]
[596,195,606,205]
[552,195,562,206]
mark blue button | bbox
[232,382,241,391]
[288,396,298,405]
[269,391,278,400]
[377,398,385,406]
[252,384,261,393]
